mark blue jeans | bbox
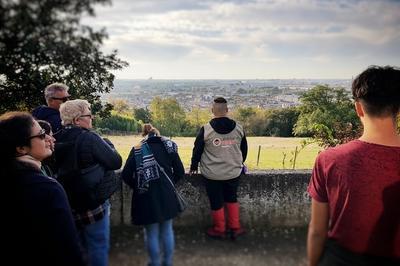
[79,202,110,266]
[144,219,175,266]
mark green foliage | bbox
[0,0,128,114]
[232,106,299,137]
[109,98,131,115]
[184,107,211,136]
[265,107,300,137]
[232,107,267,136]
[294,85,361,147]
[94,112,140,133]
[133,107,152,123]
[149,97,186,137]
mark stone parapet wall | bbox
[110,170,312,228]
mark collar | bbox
[15,155,42,170]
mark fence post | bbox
[257,145,261,166]
[292,146,298,170]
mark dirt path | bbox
[110,226,307,266]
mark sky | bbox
[82,0,400,79]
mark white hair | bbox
[60,99,90,125]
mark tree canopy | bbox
[294,85,361,147]
[0,0,128,114]
[265,107,299,137]
[149,97,186,137]
[232,107,267,136]
[134,107,152,123]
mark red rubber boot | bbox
[226,202,245,240]
[206,208,226,239]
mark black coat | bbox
[54,126,122,211]
[121,136,185,225]
[55,126,122,169]
[4,162,87,266]
[32,105,62,133]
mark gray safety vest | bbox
[200,122,244,180]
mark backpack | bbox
[56,131,120,212]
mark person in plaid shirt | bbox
[55,100,122,266]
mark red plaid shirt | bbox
[73,204,107,228]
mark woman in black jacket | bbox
[122,124,185,266]
[55,99,122,266]
[0,112,86,266]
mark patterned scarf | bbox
[134,135,178,193]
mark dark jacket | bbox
[32,105,62,133]
[54,126,122,211]
[121,135,185,225]
[4,162,87,266]
[190,117,248,171]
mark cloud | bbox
[82,0,400,78]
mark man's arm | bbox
[307,199,329,266]
[190,127,205,175]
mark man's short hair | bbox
[352,65,400,117]
[214,97,227,104]
[44,83,69,101]
[212,97,228,116]
[59,99,90,125]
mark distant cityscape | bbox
[102,79,352,111]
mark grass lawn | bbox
[106,135,323,170]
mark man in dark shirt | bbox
[190,97,248,240]
[32,83,70,133]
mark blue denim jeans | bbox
[144,219,174,266]
[79,201,110,266]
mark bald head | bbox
[212,97,228,117]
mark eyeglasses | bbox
[51,96,70,102]
[79,113,93,119]
[28,129,46,140]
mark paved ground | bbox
[110,226,308,266]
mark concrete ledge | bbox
[110,170,312,228]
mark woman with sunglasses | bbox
[55,99,122,266]
[37,119,57,177]
[0,112,86,266]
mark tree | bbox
[232,107,256,134]
[149,97,186,137]
[294,85,361,147]
[94,112,140,133]
[232,107,268,136]
[109,98,131,115]
[0,0,128,114]
[265,107,300,137]
[185,107,211,136]
[133,107,152,123]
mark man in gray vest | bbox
[190,97,248,240]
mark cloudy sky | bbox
[82,0,400,79]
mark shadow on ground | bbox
[110,226,307,266]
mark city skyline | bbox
[83,0,400,79]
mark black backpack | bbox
[56,131,120,212]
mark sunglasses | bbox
[28,129,46,140]
[51,96,70,102]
